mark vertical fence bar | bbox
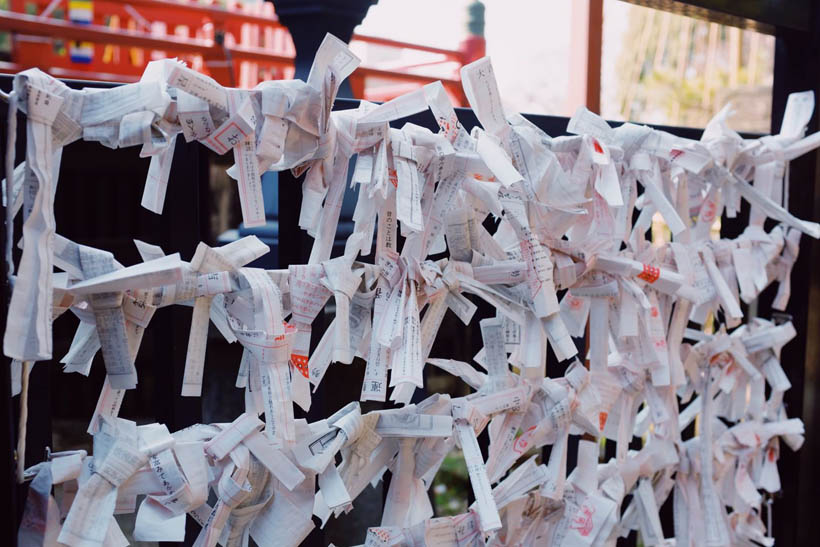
[770,4,820,544]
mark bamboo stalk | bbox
[703,22,720,110]
[729,27,741,88]
[622,9,655,121]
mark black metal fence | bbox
[1,6,819,540]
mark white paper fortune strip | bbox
[6,33,819,547]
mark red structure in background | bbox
[0,0,485,104]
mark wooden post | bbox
[567,0,603,114]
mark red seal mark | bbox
[472,173,497,182]
[599,411,608,432]
[369,528,391,543]
[513,425,537,454]
[700,199,717,223]
[637,264,660,284]
[388,168,398,188]
[709,352,732,367]
[592,139,604,155]
[291,354,309,378]
[669,149,685,161]
[570,504,596,537]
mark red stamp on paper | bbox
[637,264,660,284]
[700,199,717,223]
[472,172,497,182]
[291,354,309,378]
[513,425,537,454]
[570,504,596,537]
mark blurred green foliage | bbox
[432,449,470,516]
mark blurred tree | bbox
[613,6,774,132]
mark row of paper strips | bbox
[4,33,819,547]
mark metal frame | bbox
[0,76,209,544]
[1,1,819,542]
[0,81,709,545]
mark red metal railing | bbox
[0,0,482,105]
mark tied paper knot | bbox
[321,257,361,364]
[77,245,139,391]
[18,450,86,546]
[378,248,405,289]
[58,418,150,547]
[772,226,801,310]
[96,438,149,488]
[294,402,364,476]
[132,425,208,541]
[192,446,253,547]
[565,359,591,393]
[334,402,366,450]
[217,468,252,511]
[443,260,473,292]
[340,413,382,480]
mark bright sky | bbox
[357,0,632,119]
